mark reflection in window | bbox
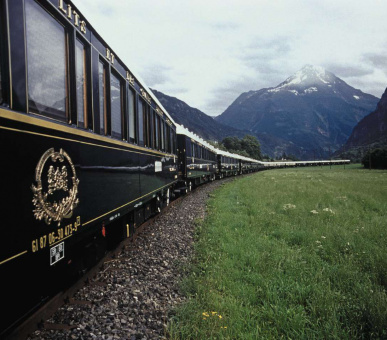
[138,99,144,145]
[110,73,122,139]
[155,114,159,150]
[160,120,164,151]
[143,103,149,147]
[25,0,67,120]
[166,125,170,153]
[0,44,2,104]
[127,87,136,142]
[76,39,87,128]
[0,14,2,105]
[151,111,156,149]
[98,61,106,135]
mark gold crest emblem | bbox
[32,148,79,226]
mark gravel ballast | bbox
[28,180,229,340]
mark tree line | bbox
[362,148,387,169]
[211,135,263,160]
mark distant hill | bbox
[216,65,379,159]
[336,87,387,161]
[151,89,249,141]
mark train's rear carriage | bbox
[0,0,178,336]
[177,125,217,191]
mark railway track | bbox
[7,179,234,340]
[6,192,188,340]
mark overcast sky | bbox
[73,0,387,116]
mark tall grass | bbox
[168,165,387,339]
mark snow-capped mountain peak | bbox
[275,65,335,90]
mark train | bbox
[0,0,350,336]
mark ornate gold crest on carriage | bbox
[32,148,79,226]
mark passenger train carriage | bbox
[177,125,217,191]
[0,0,178,336]
[0,0,350,337]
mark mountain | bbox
[336,87,387,160]
[151,89,249,141]
[216,65,379,159]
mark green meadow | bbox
[168,165,387,339]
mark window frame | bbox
[0,0,8,105]
[127,84,137,144]
[110,70,124,140]
[154,113,160,150]
[98,58,108,136]
[75,37,88,129]
[138,98,144,146]
[25,0,70,123]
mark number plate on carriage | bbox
[50,242,64,266]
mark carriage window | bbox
[160,120,164,151]
[142,102,150,147]
[98,61,107,135]
[110,73,122,139]
[138,99,144,145]
[152,110,156,149]
[145,105,151,147]
[155,114,159,150]
[165,125,169,153]
[26,0,68,121]
[127,87,136,143]
[170,130,174,154]
[167,125,171,153]
[0,44,2,104]
[0,15,3,105]
[76,39,87,128]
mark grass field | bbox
[168,165,387,339]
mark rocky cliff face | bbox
[216,65,379,159]
[345,87,387,147]
[336,87,387,160]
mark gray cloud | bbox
[246,36,293,55]
[362,53,387,71]
[240,37,294,77]
[206,76,265,116]
[139,64,172,87]
[325,63,374,78]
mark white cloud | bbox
[73,0,387,115]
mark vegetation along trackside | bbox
[168,165,387,339]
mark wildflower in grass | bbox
[202,311,223,320]
[310,210,319,214]
[322,208,335,214]
[283,203,296,210]
[321,236,326,239]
